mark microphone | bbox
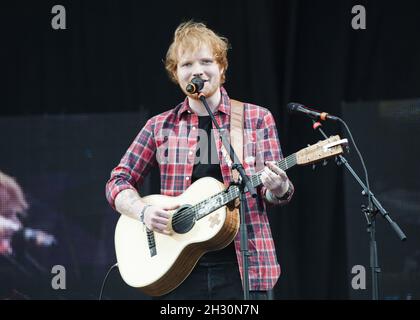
[186,77,206,94]
[23,228,57,247]
[0,215,57,247]
[287,102,338,121]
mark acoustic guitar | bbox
[114,135,348,296]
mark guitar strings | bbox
[170,155,296,227]
[170,155,296,226]
[170,155,297,227]
[171,143,338,226]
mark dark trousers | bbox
[153,261,273,300]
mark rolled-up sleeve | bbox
[105,118,158,210]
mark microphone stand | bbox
[311,120,406,300]
[198,94,257,300]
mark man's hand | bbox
[260,161,290,198]
[143,203,180,235]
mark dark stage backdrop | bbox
[343,100,420,300]
[0,112,156,299]
[1,0,419,299]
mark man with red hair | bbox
[106,21,294,299]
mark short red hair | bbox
[165,21,230,84]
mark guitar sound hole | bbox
[172,205,196,234]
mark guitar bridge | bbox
[147,229,157,257]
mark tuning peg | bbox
[312,164,316,170]
[322,160,328,166]
[307,144,311,147]
[335,156,343,166]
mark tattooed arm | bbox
[114,189,178,235]
[114,189,145,221]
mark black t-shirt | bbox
[191,116,236,264]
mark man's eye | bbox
[202,60,213,64]
[182,62,191,67]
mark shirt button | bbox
[192,126,196,130]
[189,151,194,155]
[188,110,191,114]
[186,177,190,181]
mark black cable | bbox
[336,117,372,214]
[98,262,118,300]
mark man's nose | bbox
[191,63,204,77]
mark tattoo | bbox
[115,189,143,220]
[127,192,140,206]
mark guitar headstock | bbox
[296,135,348,166]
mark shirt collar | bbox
[177,86,231,119]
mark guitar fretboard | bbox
[191,153,297,220]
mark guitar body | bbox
[114,177,240,296]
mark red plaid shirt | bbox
[106,87,294,291]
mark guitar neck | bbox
[226,153,297,202]
[194,153,297,220]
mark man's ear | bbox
[219,67,225,81]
